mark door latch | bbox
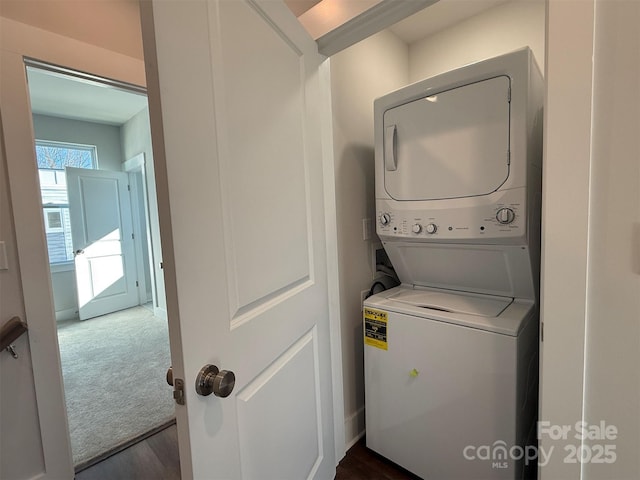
[166,366,185,405]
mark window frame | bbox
[43,207,64,233]
[35,140,98,171]
[35,139,98,266]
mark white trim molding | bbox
[315,0,437,56]
[539,0,595,478]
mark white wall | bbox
[121,107,167,318]
[408,0,545,83]
[330,29,408,447]
[49,269,77,321]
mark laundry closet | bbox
[327,0,546,462]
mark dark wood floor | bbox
[75,424,180,480]
[336,439,421,480]
[75,425,418,480]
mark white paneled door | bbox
[141,1,337,479]
[66,167,138,320]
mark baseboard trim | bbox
[344,406,365,450]
[154,307,168,321]
[55,308,78,322]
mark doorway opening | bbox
[25,62,173,471]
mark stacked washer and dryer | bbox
[363,49,543,479]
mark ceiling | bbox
[27,67,148,126]
[293,0,511,44]
[19,0,511,126]
[2,0,512,62]
[284,0,323,17]
[0,0,144,60]
[388,0,511,44]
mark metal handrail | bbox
[0,316,28,358]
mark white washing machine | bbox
[364,287,538,479]
[364,48,543,479]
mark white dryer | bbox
[364,48,543,479]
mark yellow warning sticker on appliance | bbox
[364,308,388,350]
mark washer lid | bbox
[382,242,536,300]
[365,286,533,336]
[389,288,512,317]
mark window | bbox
[45,209,63,231]
[36,141,97,264]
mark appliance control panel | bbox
[376,189,527,242]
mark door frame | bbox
[1,48,74,480]
[124,153,153,307]
[0,17,146,479]
[123,151,167,320]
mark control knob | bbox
[380,213,391,226]
[412,224,422,234]
[496,208,515,225]
[425,223,437,234]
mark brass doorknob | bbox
[195,364,235,398]
[166,366,174,386]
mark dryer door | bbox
[383,75,511,201]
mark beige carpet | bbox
[57,306,175,469]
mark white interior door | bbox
[141,0,337,478]
[66,167,139,320]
